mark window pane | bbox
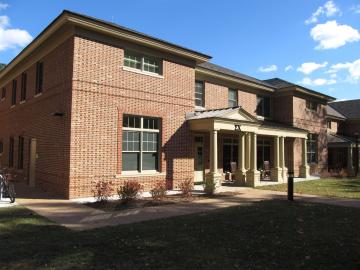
[264,97,270,117]
[143,57,160,74]
[143,117,159,129]
[256,96,264,116]
[228,100,237,107]
[122,153,139,171]
[195,81,204,107]
[123,115,140,128]
[123,131,140,151]
[142,152,158,170]
[124,52,141,70]
[143,132,158,152]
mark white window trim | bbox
[122,66,164,79]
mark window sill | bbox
[34,93,42,98]
[10,105,15,109]
[195,106,206,111]
[20,100,26,104]
[122,66,164,79]
[116,172,165,178]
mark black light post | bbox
[288,171,294,201]
[355,132,359,176]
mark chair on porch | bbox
[262,161,271,180]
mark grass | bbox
[1,200,360,270]
[257,178,360,199]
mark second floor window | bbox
[11,80,16,106]
[21,72,27,101]
[306,100,318,111]
[307,133,318,164]
[124,51,161,75]
[195,81,205,107]
[0,140,3,154]
[228,88,238,107]
[1,87,5,100]
[327,120,332,129]
[36,61,44,94]
[256,96,271,118]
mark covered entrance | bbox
[187,107,310,187]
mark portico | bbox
[187,107,309,187]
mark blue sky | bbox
[0,0,359,100]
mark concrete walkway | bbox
[14,183,360,231]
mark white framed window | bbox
[307,133,318,164]
[195,81,205,107]
[256,95,271,118]
[122,115,161,173]
[124,51,162,75]
[306,100,318,111]
[228,88,238,107]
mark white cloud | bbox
[327,59,360,81]
[350,5,360,14]
[0,2,9,11]
[297,61,328,75]
[310,20,360,49]
[284,65,293,72]
[299,77,336,86]
[305,1,340,24]
[259,64,277,73]
[0,15,32,52]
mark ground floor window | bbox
[122,115,160,172]
[307,133,318,164]
[257,139,271,170]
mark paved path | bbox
[14,184,360,231]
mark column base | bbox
[270,167,283,182]
[282,167,288,183]
[347,166,355,177]
[299,165,310,179]
[206,172,222,187]
[234,169,247,186]
[246,170,260,187]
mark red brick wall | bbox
[0,38,74,197]
[69,36,196,198]
[239,91,257,116]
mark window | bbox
[9,137,14,168]
[35,61,44,94]
[11,80,16,106]
[327,120,332,129]
[228,88,238,107]
[124,51,161,75]
[21,72,27,101]
[0,140,3,154]
[122,115,160,172]
[18,136,24,169]
[256,96,271,118]
[1,87,5,100]
[195,81,205,107]
[307,133,318,164]
[306,100,318,111]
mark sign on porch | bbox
[235,124,241,131]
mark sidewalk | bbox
[15,183,360,231]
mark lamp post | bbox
[355,132,359,176]
[288,171,294,201]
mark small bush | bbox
[178,178,193,197]
[150,181,167,200]
[92,180,114,202]
[203,178,216,196]
[118,180,143,203]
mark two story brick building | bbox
[0,11,336,199]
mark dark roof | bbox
[259,120,308,133]
[197,62,274,89]
[327,133,356,145]
[264,78,335,101]
[63,10,211,60]
[326,105,347,120]
[329,99,360,119]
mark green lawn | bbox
[257,178,360,199]
[1,201,360,270]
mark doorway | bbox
[194,136,204,183]
[223,138,238,173]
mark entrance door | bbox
[257,139,271,170]
[194,137,204,183]
[223,138,238,172]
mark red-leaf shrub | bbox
[118,180,143,203]
[92,180,114,202]
[178,178,193,197]
[150,181,167,200]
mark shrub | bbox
[178,178,193,197]
[118,180,143,203]
[150,181,167,200]
[92,180,114,202]
[203,178,216,196]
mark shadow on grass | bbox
[1,200,360,270]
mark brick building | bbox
[0,11,337,199]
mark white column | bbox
[280,136,288,182]
[347,147,355,176]
[271,136,282,181]
[245,132,251,170]
[209,129,221,185]
[246,132,260,186]
[235,132,246,185]
[299,138,310,178]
